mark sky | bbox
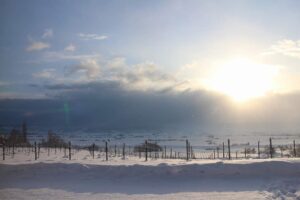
[1,0,300,131]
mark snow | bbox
[0,148,300,200]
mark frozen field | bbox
[0,149,300,200]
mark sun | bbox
[207,58,278,102]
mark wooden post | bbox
[228,139,231,160]
[213,149,215,159]
[92,143,95,159]
[115,145,117,156]
[164,146,167,159]
[2,144,5,160]
[236,151,238,159]
[145,140,148,161]
[170,148,172,159]
[122,143,125,160]
[258,141,260,159]
[186,140,189,161]
[48,145,50,156]
[68,141,71,160]
[293,140,296,157]
[217,147,219,159]
[269,138,273,158]
[244,148,246,159]
[105,141,108,161]
[222,142,225,158]
[34,142,37,160]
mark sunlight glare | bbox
[207,58,278,102]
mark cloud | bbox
[78,33,108,40]
[64,44,76,52]
[26,41,50,51]
[263,39,300,58]
[42,29,53,39]
[41,51,101,62]
[0,81,225,130]
[43,57,184,92]
[107,57,126,69]
[3,79,300,131]
[64,59,101,79]
[33,69,56,79]
[120,62,179,91]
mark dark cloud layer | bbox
[1,81,300,132]
[0,81,227,130]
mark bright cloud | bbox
[64,44,76,52]
[65,59,101,79]
[107,57,126,69]
[78,33,108,40]
[26,41,50,52]
[263,39,300,58]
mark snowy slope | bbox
[0,149,300,199]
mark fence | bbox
[0,138,299,162]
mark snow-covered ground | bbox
[0,148,300,200]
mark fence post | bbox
[68,141,71,160]
[244,148,246,159]
[170,148,172,159]
[115,145,117,156]
[145,140,148,161]
[122,143,125,160]
[2,144,5,160]
[228,139,231,160]
[217,147,219,159]
[293,140,296,157]
[34,141,37,160]
[186,140,189,161]
[222,142,225,158]
[258,141,260,159]
[92,143,95,159]
[236,151,238,159]
[269,138,273,158]
[105,141,108,161]
[213,149,215,159]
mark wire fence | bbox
[1,138,299,162]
